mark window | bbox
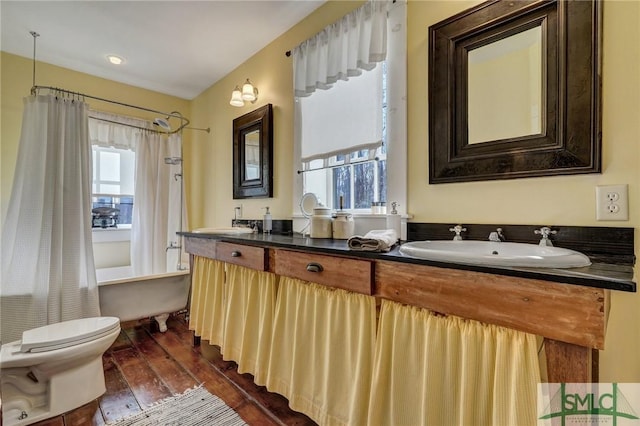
[92,146,135,226]
[303,63,388,211]
[294,0,407,215]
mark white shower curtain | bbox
[131,132,184,275]
[165,133,186,271]
[1,94,100,344]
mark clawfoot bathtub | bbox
[97,266,190,331]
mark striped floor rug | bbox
[107,386,247,426]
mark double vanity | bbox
[181,223,634,384]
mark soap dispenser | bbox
[386,202,401,240]
[263,206,272,234]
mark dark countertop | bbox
[179,232,636,293]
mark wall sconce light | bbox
[230,78,258,107]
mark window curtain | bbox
[293,0,389,170]
[89,110,150,149]
[368,300,540,426]
[222,265,278,385]
[1,94,100,343]
[265,278,376,426]
[188,256,226,347]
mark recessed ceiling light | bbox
[107,55,124,65]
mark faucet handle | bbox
[534,226,557,236]
[535,227,557,246]
[489,228,505,242]
[449,225,466,241]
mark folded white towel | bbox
[347,229,399,252]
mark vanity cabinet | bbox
[184,235,609,383]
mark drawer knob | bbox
[231,251,242,257]
[306,262,324,273]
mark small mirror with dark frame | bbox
[233,104,273,199]
[428,0,601,184]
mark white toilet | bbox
[0,316,120,426]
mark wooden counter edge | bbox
[374,260,608,350]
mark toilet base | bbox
[1,357,106,426]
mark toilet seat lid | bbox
[20,317,120,353]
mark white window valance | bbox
[293,0,389,97]
[88,110,153,150]
[294,0,389,168]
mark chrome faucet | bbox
[166,241,187,271]
[535,227,557,247]
[488,228,505,242]
[449,225,466,241]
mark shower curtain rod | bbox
[90,116,210,134]
[27,33,202,135]
[31,85,190,135]
[91,114,210,134]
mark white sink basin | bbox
[399,240,591,269]
[191,227,254,235]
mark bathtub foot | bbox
[154,313,170,333]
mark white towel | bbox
[347,229,398,252]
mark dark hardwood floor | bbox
[31,314,316,426]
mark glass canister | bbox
[310,205,333,238]
[332,211,354,239]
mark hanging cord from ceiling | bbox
[30,30,39,88]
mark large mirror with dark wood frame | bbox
[233,104,273,198]
[428,0,601,184]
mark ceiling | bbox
[1,1,325,100]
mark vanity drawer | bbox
[184,237,216,260]
[273,249,373,295]
[216,242,267,270]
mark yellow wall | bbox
[1,0,638,382]
[189,0,640,382]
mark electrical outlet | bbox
[235,205,243,219]
[596,184,629,221]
